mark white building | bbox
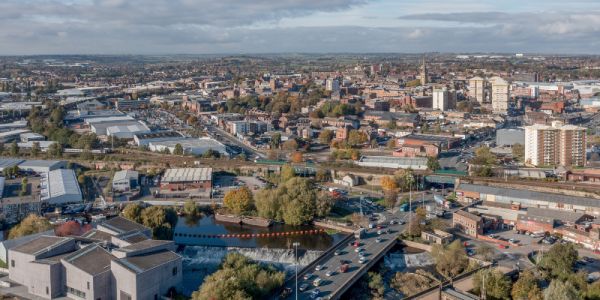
[490,76,510,114]
[40,169,82,205]
[468,76,486,103]
[325,79,340,92]
[432,87,456,111]
[18,160,66,174]
[356,156,428,170]
[149,137,228,157]
[112,170,139,192]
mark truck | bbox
[339,263,349,273]
[354,228,366,239]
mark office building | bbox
[468,76,486,103]
[524,122,586,167]
[490,76,510,114]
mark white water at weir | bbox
[180,246,324,295]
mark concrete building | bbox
[496,128,525,147]
[40,169,82,205]
[524,122,586,167]
[112,170,139,192]
[160,168,213,192]
[468,76,486,103]
[356,156,428,170]
[432,87,456,111]
[421,229,453,244]
[490,76,510,114]
[8,217,182,300]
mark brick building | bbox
[160,168,212,192]
[453,210,483,237]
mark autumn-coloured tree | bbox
[290,152,303,163]
[55,221,92,237]
[223,186,254,215]
[380,176,398,191]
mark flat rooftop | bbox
[100,216,149,235]
[116,250,180,274]
[12,236,72,256]
[63,244,113,275]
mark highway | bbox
[281,210,409,300]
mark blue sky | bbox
[1,0,600,54]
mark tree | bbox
[472,146,497,165]
[8,214,53,239]
[348,130,368,147]
[255,189,282,220]
[315,191,334,218]
[55,221,92,237]
[191,253,285,300]
[367,272,385,299]
[280,178,317,225]
[384,191,398,209]
[9,140,18,156]
[19,178,28,196]
[122,203,144,223]
[512,143,525,162]
[270,133,281,149]
[473,268,512,300]
[184,200,198,217]
[539,243,578,280]
[282,139,298,151]
[431,240,468,279]
[319,129,334,144]
[280,164,296,183]
[173,143,184,155]
[586,281,600,300]
[476,243,496,262]
[223,187,254,215]
[544,280,581,300]
[140,206,178,240]
[31,141,41,157]
[427,157,441,171]
[380,176,398,191]
[48,142,62,158]
[290,152,303,163]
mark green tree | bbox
[8,214,52,239]
[539,243,578,280]
[30,141,41,157]
[20,178,28,196]
[367,272,385,299]
[223,187,254,215]
[427,157,441,171]
[173,143,184,155]
[431,240,469,279]
[140,206,178,240]
[9,140,18,156]
[192,253,285,300]
[280,164,296,183]
[48,142,63,158]
[184,200,198,217]
[255,189,282,220]
[472,146,497,165]
[586,281,600,300]
[270,133,282,149]
[544,280,581,300]
[280,178,317,225]
[473,268,512,300]
[122,203,144,223]
[282,139,298,151]
[315,191,334,218]
[49,107,65,125]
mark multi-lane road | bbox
[283,210,409,300]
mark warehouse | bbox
[18,160,66,174]
[112,170,139,192]
[456,183,600,215]
[40,169,82,205]
[160,168,212,193]
[356,156,428,170]
[149,137,228,157]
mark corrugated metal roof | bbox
[162,168,212,183]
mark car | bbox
[280,287,292,298]
[508,239,517,244]
[368,223,375,229]
[355,247,363,253]
[358,257,368,264]
[353,241,360,247]
[376,237,382,243]
[334,249,342,256]
[310,289,321,299]
[303,273,313,280]
[488,234,498,239]
[399,220,406,225]
[313,277,322,287]
[299,283,309,292]
[325,270,335,277]
[466,249,475,256]
[377,230,383,235]
[389,219,398,225]
[315,265,323,271]
[339,263,349,273]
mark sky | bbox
[1,0,600,55]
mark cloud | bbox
[0,1,599,54]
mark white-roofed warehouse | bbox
[40,169,82,205]
[160,168,212,193]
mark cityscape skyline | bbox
[1,0,600,55]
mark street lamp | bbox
[293,242,300,300]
